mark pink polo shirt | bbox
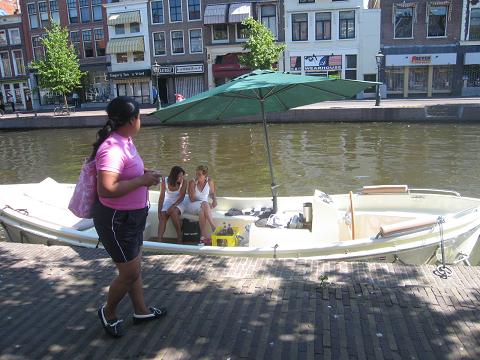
[96,132,148,210]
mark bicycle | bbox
[53,105,75,116]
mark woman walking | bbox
[92,96,166,338]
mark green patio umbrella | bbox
[152,70,377,213]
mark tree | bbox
[239,17,286,71]
[30,22,84,107]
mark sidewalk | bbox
[1,241,479,359]
[0,97,479,129]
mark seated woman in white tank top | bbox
[185,164,217,244]
[157,166,187,242]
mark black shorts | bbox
[93,201,149,263]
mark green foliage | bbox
[30,22,84,105]
[239,17,286,70]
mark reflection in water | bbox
[1,123,479,199]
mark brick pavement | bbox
[0,242,479,360]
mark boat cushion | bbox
[362,185,408,194]
[379,216,438,237]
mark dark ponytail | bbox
[90,96,140,160]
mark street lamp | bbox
[375,51,384,107]
[151,61,161,110]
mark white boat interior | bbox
[1,178,480,264]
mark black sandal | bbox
[98,305,124,338]
[133,307,167,325]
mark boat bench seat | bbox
[181,210,257,223]
[379,216,438,237]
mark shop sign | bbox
[175,64,204,74]
[304,55,342,72]
[154,66,174,75]
[411,55,431,64]
[108,69,151,79]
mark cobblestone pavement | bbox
[1,242,479,360]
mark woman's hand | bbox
[210,198,217,209]
[141,172,161,187]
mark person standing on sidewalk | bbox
[91,96,167,338]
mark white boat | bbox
[1,178,480,265]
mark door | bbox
[159,77,168,105]
[24,88,33,110]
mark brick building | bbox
[204,0,285,89]
[0,12,31,111]
[459,0,480,96]
[380,0,463,97]
[148,0,207,105]
[20,0,109,109]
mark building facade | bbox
[204,0,285,89]
[284,0,380,98]
[148,0,206,105]
[20,0,110,109]
[459,0,480,96]
[105,0,152,104]
[381,0,463,97]
[0,13,31,111]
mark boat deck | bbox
[1,242,480,359]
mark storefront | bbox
[462,52,480,96]
[0,80,32,111]
[288,53,358,80]
[108,69,151,104]
[153,63,205,105]
[385,53,456,97]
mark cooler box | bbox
[211,226,239,247]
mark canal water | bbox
[1,122,480,239]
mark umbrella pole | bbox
[260,99,278,214]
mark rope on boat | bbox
[2,205,29,216]
[433,216,453,279]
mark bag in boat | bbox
[182,219,200,242]
[68,158,97,219]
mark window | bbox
[386,67,404,93]
[0,52,12,77]
[394,7,413,38]
[28,3,39,29]
[116,53,127,63]
[133,52,144,62]
[92,0,103,22]
[153,32,166,56]
[49,1,60,23]
[189,29,202,53]
[363,74,376,93]
[428,6,447,37]
[0,31,7,46]
[170,0,182,22]
[469,9,480,40]
[67,0,78,24]
[70,31,80,56]
[94,28,105,56]
[315,12,331,40]
[188,0,201,21]
[38,2,49,28]
[408,67,428,92]
[261,5,277,38]
[151,1,164,24]
[236,23,248,41]
[115,24,125,35]
[171,30,184,54]
[82,30,94,58]
[345,55,357,80]
[212,24,228,42]
[292,13,308,41]
[79,0,90,23]
[432,66,453,92]
[130,22,140,33]
[290,56,301,72]
[8,29,21,45]
[464,65,480,87]
[32,36,44,60]
[12,50,25,75]
[339,11,355,39]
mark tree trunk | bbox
[64,94,68,107]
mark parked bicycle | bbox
[53,105,76,116]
